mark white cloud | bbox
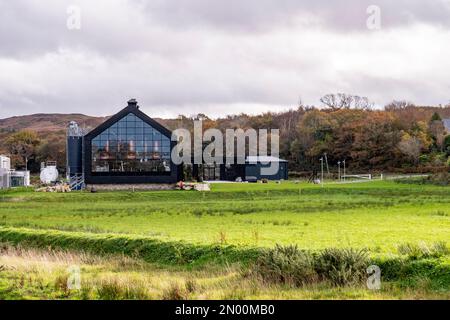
[0,1,449,118]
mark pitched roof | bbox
[84,100,172,139]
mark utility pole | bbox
[338,161,341,182]
[324,153,330,176]
[320,157,324,187]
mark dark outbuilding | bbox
[244,156,288,181]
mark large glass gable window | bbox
[91,113,171,174]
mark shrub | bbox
[374,255,450,290]
[95,278,150,300]
[162,282,187,300]
[397,242,449,259]
[428,172,450,186]
[54,273,70,295]
[314,248,369,286]
[254,245,317,286]
[185,279,197,294]
[96,280,123,300]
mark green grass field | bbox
[0,180,449,299]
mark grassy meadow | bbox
[0,180,449,299]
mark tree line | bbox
[3,94,450,174]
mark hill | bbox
[1,104,449,172]
[0,113,175,158]
[0,113,107,133]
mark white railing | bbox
[69,174,85,191]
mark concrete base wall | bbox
[86,184,176,191]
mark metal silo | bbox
[67,121,85,190]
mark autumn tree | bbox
[444,135,450,156]
[350,112,402,169]
[429,114,446,152]
[5,130,41,170]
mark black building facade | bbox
[191,156,288,182]
[79,99,288,185]
[244,156,288,181]
[83,100,180,184]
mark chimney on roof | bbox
[127,99,138,109]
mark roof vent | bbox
[127,99,138,108]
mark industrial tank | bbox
[40,162,59,184]
[66,121,85,190]
[67,135,83,176]
[67,121,84,177]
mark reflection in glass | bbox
[91,113,171,174]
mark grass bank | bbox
[0,227,259,268]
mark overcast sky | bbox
[0,0,449,119]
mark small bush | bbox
[428,172,450,186]
[254,245,317,286]
[96,280,123,300]
[162,282,187,300]
[185,279,197,294]
[94,279,150,300]
[254,246,371,287]
[54,273,70,295]
[314,248,369,287]
[395,172,450,186]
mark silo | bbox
[67,135,83,176]
[67,121,85,190]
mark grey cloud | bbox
[142,0,450,31]
[1,0,450,58]
[0,1,449,119]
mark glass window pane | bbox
[91,113,170,173]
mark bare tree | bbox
[353,96,374,110]
[320,93,372,110]
[385,100,416,111]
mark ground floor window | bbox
[92,158,170,174]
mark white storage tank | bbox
[40,161,59,184]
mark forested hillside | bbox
[1,98,450,174]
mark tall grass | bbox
[397,241,449,259]
[1,243,449,300]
